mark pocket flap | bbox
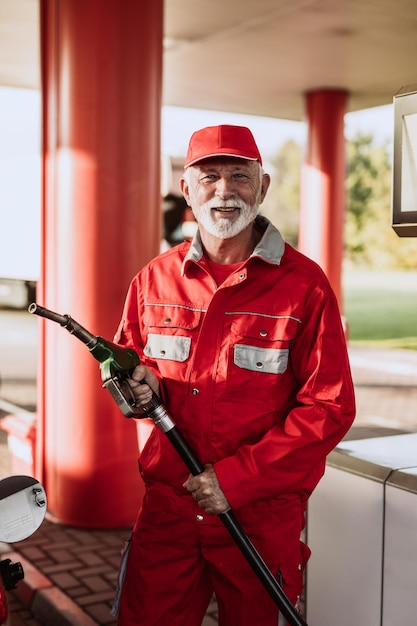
[144,304,202,330]
[229,313,301,342]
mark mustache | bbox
[203,198,249,211]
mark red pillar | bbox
[38,0,163,527]
[298,89,348,308]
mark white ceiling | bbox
[1,0,417,121]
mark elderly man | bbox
[114,125,355,626]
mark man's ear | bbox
[260,173,271,204]
[180,177,190,206]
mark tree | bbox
[263,133,417,269]
[345,133,417,269]
[260,140,301,247]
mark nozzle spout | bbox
[28,302,69,326]
[28,303,98,348]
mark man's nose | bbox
[214,176,235,199]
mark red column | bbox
[38,0,163,526]
[298,90,348,308]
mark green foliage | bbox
[262,134,417,348]
[260,140,301,246]
[345,132,417,269]
[262,132,417,270]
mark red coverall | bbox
[115,216,356,626]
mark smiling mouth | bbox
[213,207,238,213]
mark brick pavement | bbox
[0,345,416,625]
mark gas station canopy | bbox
[1,0,417,120]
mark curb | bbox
[4,550,99,626]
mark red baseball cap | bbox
[184,124,262,168]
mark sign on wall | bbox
[392,84,417,237]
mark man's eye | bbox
[201,175,216,182]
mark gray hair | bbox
[181,161,264,187]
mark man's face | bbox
[181,158,269,239]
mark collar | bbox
[181,216,285,276]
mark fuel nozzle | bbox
[28,303,164,419]
[28,302,139,372]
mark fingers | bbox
[183,464,214,494]
[183,466,230,515]
[128,365,160,406]
[192,487,230,515]
[130,365,151,384]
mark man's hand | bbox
[128,365,160,407]
[183,464,230,515]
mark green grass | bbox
[343,271,417,350]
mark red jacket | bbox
[115,216,355,513]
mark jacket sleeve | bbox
[214,283,356,511]
[113,276,166,395]
[114,278,144,350]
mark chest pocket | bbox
[230,313,301,375]
[143,303,203,362]
[234,344,289,374]
[144,334,191,361]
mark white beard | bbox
[190,196,261,239]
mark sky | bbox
[0,87,395,280]
[0,85,394,161]
[162,102,394,159]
